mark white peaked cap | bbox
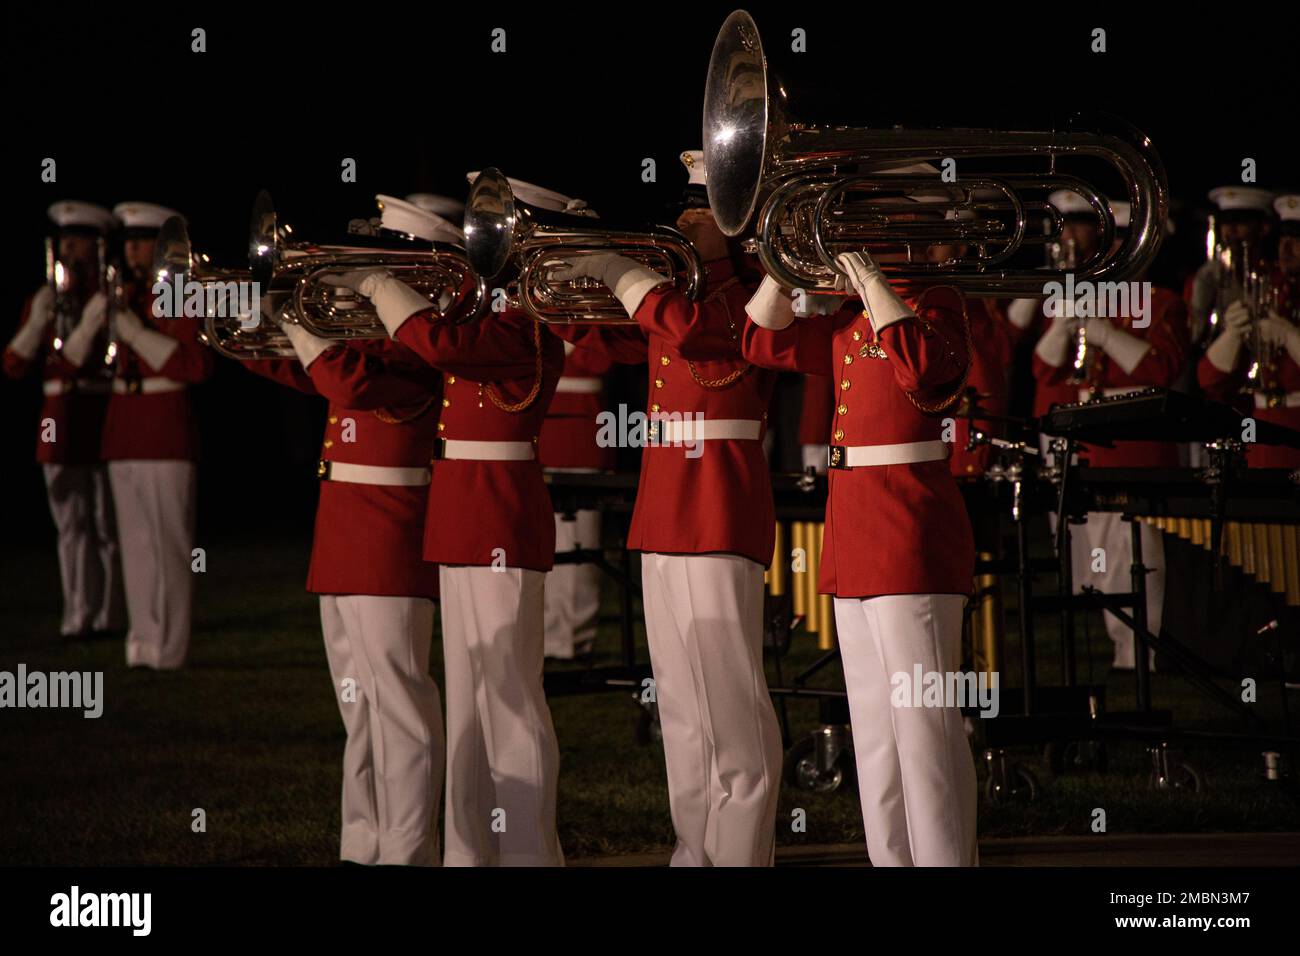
[1207,186,1276,214]
[680,150,706,186]
[465,171,598,217]
[376,195,464,244]
[406,193,465,219]
[1273,194,1300,222]
[113,201,183,231]
[1110,200,1131,229]
[1048,189,1094,216]
[47,200,116,233]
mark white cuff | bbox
[367,274,435,338]
[282,321,332,369]
[1091,321,1151,375]
[60,308,107,367]
[1007,297,1039,330]
[745,275,797,331]
[860,273,914,334]
[605,259,671,319]
[1034,320,1073,368]
[1204,329,1243,374]
[1283,325,1300,369]
[127,326,181,370]
[8,319,47,360]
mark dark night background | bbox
[3,2,1296,545]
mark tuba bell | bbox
[463,167,704,325]
[249,190,486,338]
[703,9,1168,298]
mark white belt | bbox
[112,377,185,395]
[1254,391,1300,409]
[1078,385,1143,402]
[554,376,603,394]
[650,417,763,443]
[829,439,949,469]
[439,438,535,461]
[43,379,110,396]
[317,461,431,486]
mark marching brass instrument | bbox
[45,237,82,355]
[703,9,1168,298]
[249,190,487,338]
[153,214,295,362]
[1242,265,1284,406]
[463,167,704,325]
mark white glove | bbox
[834,251,913,333]
[1083,317,1150,375]
[549,253,669,319]
[60,293,109,367]
[329,269,435,338]
[279,319,332,369]
[1221,300,1252,336]
[1256,314,1296,350]
[8,287,56,359]
[1203,300,1251,373]
[745,275,797,331]
[1007,297,1039,330]
[114,307,179,370]
[1034,312,1076,368]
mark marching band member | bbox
[1189,186,1277,346]
[1032,195,1190,670]
[62,201,214,669]
[1198,193,1300,469]
[334,181,566,867]
[242,276,445,865]
[4,201,123,639]
[540,342,615,659]
[742,242,977,866]
[548,151,783,867]
[798,374,834,473]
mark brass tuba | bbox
[463,167,704,324]
[249,190,487,337]
[703,9,1168,298]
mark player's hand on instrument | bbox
[323,269,389,298]
[1083,317,1114,349]
[547,253,627,286]
[1257,314,1296,349]
[111,306,145,344]
[80,291,108,329]
[1222,300,1252,335]
[30,286,56,327]
[832,251,882,298]
[277,316,332,368]
[746,274,798,330]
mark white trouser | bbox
[1071,512,1164,670]
[544,509,602,659]
[107,460,196,670]
[439,565,563,866]
[42,463,124,635]
[318,595,443,866]
[641,552,783,867]
[834,593,978,867]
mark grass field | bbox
[2,528,1298,866]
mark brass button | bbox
[447,375,456,384]
[323,439,334,449]
[852,330,862,342]
[437,422,446,432]
[655,378,664,388]
[328,416,338,424]
[837,404,848,416]
[651,403,660,412]
[833,429,845,442]
[442,398,450,407]
[660,355,670,366]
[840,379,851,391]
[843,355,853,365]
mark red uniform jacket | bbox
[1032,286,1188,467]
[538,345,616,471]
[561,258,777,567]
[798,374,835,448]
[4,289,109,464]
[247,343,442,599]
[100,281,214,461]
[394,307,563,571]
[743,287,975,598]
[949,298,1013,479]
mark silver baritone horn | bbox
[463,167,704,325]
[703,9,1168,298]
[249,190,488,338]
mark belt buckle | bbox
[125,377,142,395]
[828,445,849,470]
[316,459,330,480]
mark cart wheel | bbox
[1150,761,1203,793]
[985,763,1038,805]
[783,735,856,794]
[1044,740,1109,775]
[634,702,662,746]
